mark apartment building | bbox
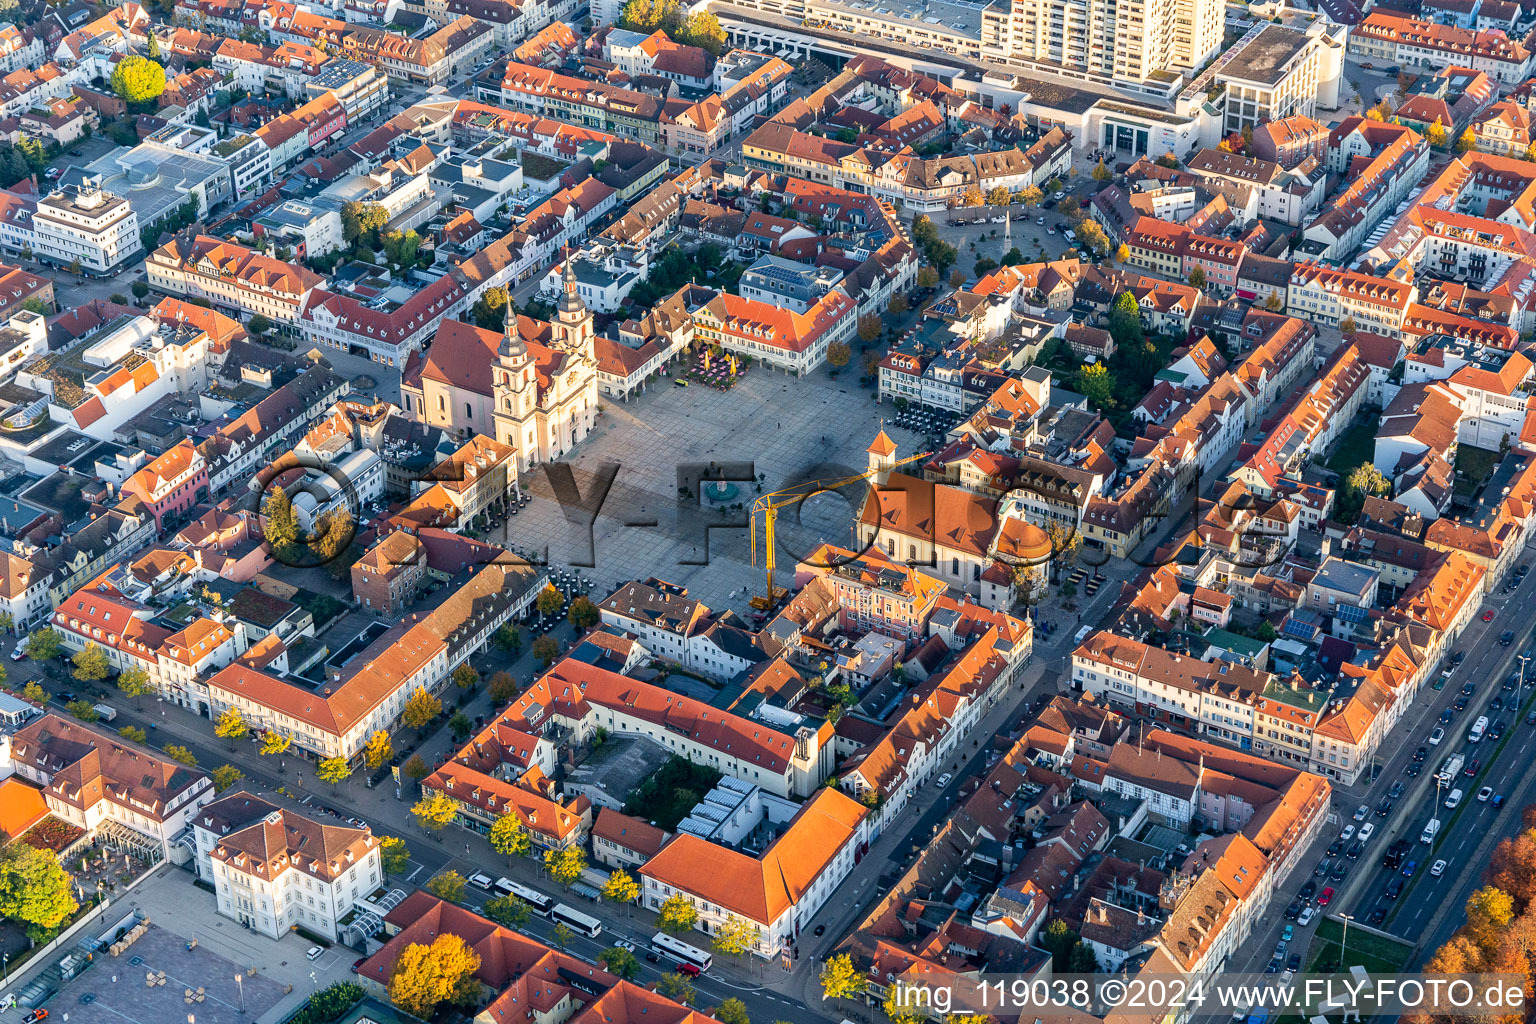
[33,185,141,276]
[639,787,869,959]
[197,795,381,940]
[1352,11,1533,85]
[1216,22,1344,133]
[147,235,323,331]
[7,714,214,859]
[1287,263,1417,337]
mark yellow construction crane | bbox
[749,450,929,611]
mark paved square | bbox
[498,367,926,613]
[47,925,286,1024]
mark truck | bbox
[1438,753,1464,784]
[92,703,116,722]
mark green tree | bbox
[679,10,726,53]
[214,706,248,748]
[380,835,410,874]
[0,843,78,940]
[449,711,472,740]
[484,894,531,928]
[412,791,457,832]
[472,285,512,330]
[452,663,479,692]
[488,813,532,863]
[71,642,109,681]
[597,945,640,979]
[1040,918,1079,972]
[492,624,523,655]
[164,744,198,767]
[819,953,867,1002]
[426,870,467,902]
[131,280,149,300]
[118,725,147,743]
[212,764,243,792]
[717,998,751,1024]
[1188,266,1207,290]
[536,584,565,617]
[263,486,299,549]
[146,33,162,61]
[551,922,575,949]
[388,934,481,1018]
[382,229,422,268]
[655,972,695,1005]
[489,670,520,703]
[66,699,99,722]
[402,687,441,732]
[24,627,61,661]
[656,893,698,934]
[1074,220,1110,258]
[532,635,560,666]
[1108,291,1144,348]
[246,313,272,336]
[110,56,166,105]
[1092,160,1111,181]
[317,756,351,786]
[117,666,153,706]
[342,201,389,245]
[363,730,392,771]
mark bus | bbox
[505,881,556,917]
[551,903,603,938]
[650,932,713,974]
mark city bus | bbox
[505,881,556,917]
[650,932,713,974]
[551,903,603,938]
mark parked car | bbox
[935,772,952,788]
[1484,610,1497,621]
[306,946,324,961]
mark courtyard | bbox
[496,365,925,615]
[32,920,290,1024]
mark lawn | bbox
[624,756,723,830]
[1454,445,1501,498]
[1325,419,1377,479]
[1304,916,1415,975]
[519,152,570,180]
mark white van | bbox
[1074,625,1093,645]
[1421,818,1441,844]
[1469,716,1489,743]
[1444,788,1463,809]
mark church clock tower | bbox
[553,258,594,359]
[492,298,536,456]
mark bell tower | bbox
[492,298,535,449]
[553,256,594,359]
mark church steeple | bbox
[559,255,585,318]
[553,251,594,358]
[498,293,526,360]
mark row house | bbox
[146,234,323,331]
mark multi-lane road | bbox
[1237,563,1536,972]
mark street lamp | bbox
[234,974,244,1015]
[1518,655,1529,710]
[1339,913,1354,972]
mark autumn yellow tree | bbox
[543,846,586,888]
[389,934,482,1017]
[412,791,457,833]
[363,730,392,771]
[819,953,867,1002]
[402,687,441,732]
[603,868,640,910]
